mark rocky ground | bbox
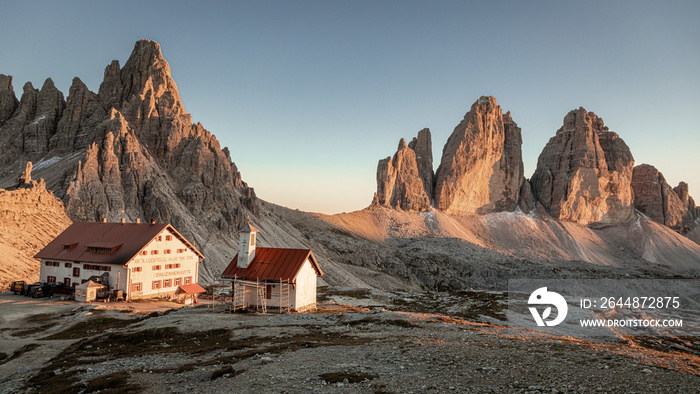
[1,287,698,393]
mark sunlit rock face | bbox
[530,107,635,225]
[434,96,524,215]
[372,129,433,212]
[631,164,699,230]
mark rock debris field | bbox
[0,288,698,393]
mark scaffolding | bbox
[230,275,291,313]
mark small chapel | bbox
[221,223,323,312]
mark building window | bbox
[175,263,181,268]
[81,279,88,284]
[141,250,147,255]
[53,261,60,267]
[64,278,71,287]
[132,267,142,273]
[76,290,81,297]
[65,262,72,268]
[151,250,158,255]
[175,278,181,286]
[153,265,161,271]
[177,248,187,253]
[164,249,171,254]
[73,267,80,277]
[152,280,161,290]
[133,282,142,292]
[157,236,162,241]
[47,276,56,284]
[166,235,172,241]
[45,261,50,266]
[251,233,256,246]
[164,279,171,287]
[184,277,192,285]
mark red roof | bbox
[221,247,323,282]
[178,283,206,294]
[34,222,204,265]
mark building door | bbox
[266,284,272,299]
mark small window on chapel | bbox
[251,233,256,246]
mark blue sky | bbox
[1,1,698,214]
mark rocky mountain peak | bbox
[631,164,689,229]
[531,107,634,225]
[0,39,258,282]
[407,128,433,198]
[0,74,19,125]
[434,96,524,215]
[372,130,434,212]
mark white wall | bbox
[38,227,200,300]
[126,228,200,299]
[39,259,126,291]
[293,259,318,310]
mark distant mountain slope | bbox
[0,176,71,289]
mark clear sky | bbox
[1,1,698,214]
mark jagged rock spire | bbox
[434,96,524,215]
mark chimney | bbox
[121,217,126,224]
[102,218,107,223]
[136,218,140,224]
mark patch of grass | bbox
[343,317,419,329]
[175,364,196,374]
[210,365,245,380]
[25,312,61,324]
[85,371,141,393]
[23,368,84,394]
[320,371,378,384]
[5,343,40,362]
[317,287,372,302]
[42,316,142,340]
[24,327,232,392]
[45,327,232,371]
[176,331,371,372]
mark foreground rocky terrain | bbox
[0,289,698,393]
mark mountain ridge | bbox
[1,39,698,291]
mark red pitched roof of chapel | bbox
[221,247,323,282]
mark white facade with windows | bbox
[36,222,204,301]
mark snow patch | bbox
[31,115,46,125]
[33,156,62,170]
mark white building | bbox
[221,223,324,312]
[35,220,205,301]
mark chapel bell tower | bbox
[237,221,259,269]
